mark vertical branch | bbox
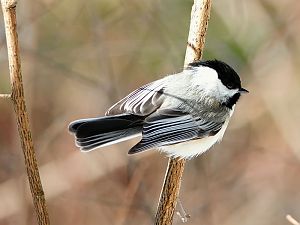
[0,0,50,225]
[184,0,212,66]
[154,1,212,225]
[155,158,186,225]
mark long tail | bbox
[69,114,144,152]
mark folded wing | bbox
[129,109,225,154]
[106,80,165,116]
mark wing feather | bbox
[106,80,165,116]
[128,109,224,154]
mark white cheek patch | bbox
[216,79,238,97]
[190,66,238,100]
[191,66,219,92]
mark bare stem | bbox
[287,215,300,225]
[184,0,212,66]
[154,1,212,224]
[155,158,186,225]
[0,93,11,99]
[0,1,50,225]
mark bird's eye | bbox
[227,84,234,89]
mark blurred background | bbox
[0,0,300,224]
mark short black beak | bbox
[239,87,249,94]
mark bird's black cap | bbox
[188,59,242,91]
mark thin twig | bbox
[154,1,212,224]
[287,215,300,225]
[0,1,50,225]
[155,158,186,225]
[176,198,190,223]
[0,93,11,99]
[184,0,212,66]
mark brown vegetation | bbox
[0,0,300,224]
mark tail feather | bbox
[77,128,141,151]
[69,114,144,151]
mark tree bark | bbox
[154,1,212,224]
[0,0,51,224]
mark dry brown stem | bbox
[0,1,50,225]
[155,158,186,225]
[184,0,212,66]
[154,1,212,224]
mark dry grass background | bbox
[0,0,300,224]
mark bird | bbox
[68,59,248,159]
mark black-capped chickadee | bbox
[69,60,248,159]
